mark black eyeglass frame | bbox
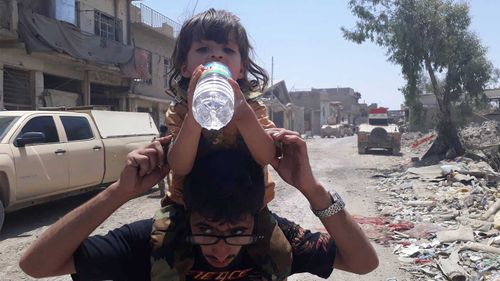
[186,234,264,246]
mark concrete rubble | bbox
[363,121,500,281]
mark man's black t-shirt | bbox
[72,215,336,281]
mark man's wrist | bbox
[106,182,135,205]
[301,183,332,211]
[310,191,346,218]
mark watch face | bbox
[332,192,340,202]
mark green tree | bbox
[342,0,494,159]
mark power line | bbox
[191,0,199,18]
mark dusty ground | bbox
[0,136,415,281]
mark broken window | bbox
[44,73,82,93]
[94,10,122,42]
[133,51,152,85]
[90,83,123,111]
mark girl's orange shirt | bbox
[164,95,276,206]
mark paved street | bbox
[271,137,413,281]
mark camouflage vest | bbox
[150,205,292,281]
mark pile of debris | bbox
[402,120,500,171]
[460,120,500,172]
[402,131,438,159]
[460,121,500,149]
[360,158,499,280]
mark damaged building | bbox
[0,0,178,127]
[290,87,363,135]
[262,80,304,134]
[409,89,500,132]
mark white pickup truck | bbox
[0,110,159,231]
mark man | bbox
[19,129,378,280]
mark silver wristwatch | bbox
[311,191,345,218]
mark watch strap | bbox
[311,191,345,218]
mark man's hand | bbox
[267,128,319,192]
[19,136,173,279]
[118,135,171,199]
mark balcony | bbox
[131,3,180,38]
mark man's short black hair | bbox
[183,148,265,222]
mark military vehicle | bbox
[357,108,401,155]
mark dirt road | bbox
[0,136,414,281]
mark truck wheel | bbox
[0,200,4,233]
[392,147,401,156]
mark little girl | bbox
[151,9,291,280]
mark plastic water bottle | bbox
[192,62,234,130]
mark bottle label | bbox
[200,62,232,79]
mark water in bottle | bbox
[192,62,235,130]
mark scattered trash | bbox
[494,211,500,230]
[436,225,475,243]
[410,133,437,150]
[369,127,500,280]
[482,199,500,220]
[407,165,445,181]
[437,251,468,281]
[460,242,500,255]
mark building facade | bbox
[290,87,362,135]
[0,0,178,127]
[129,2,178,127]
[262,80,304,133]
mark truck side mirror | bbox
[15,132,46,147]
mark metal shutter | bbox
[3,67,33,110]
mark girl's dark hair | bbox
[183,148,265,223]
[168,9,269,95]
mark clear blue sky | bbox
[141,0,499,110]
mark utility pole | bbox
[271,56,274,86]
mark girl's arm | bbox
[167,66,204,176]
[229,79,276,166]
[167,110,202,176]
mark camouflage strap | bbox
[246,208,292,281]
[151,204,194,281]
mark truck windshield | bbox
[0,116,20,140]
[369,119,389,126]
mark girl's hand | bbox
[186,65,205,110]
[228,78,253,122]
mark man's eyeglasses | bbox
[186,234,263,246]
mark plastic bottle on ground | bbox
[192,62,234,130]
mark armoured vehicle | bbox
[321,123,354,138]
[357,108,401,155]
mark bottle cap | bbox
[202,62,232,79]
